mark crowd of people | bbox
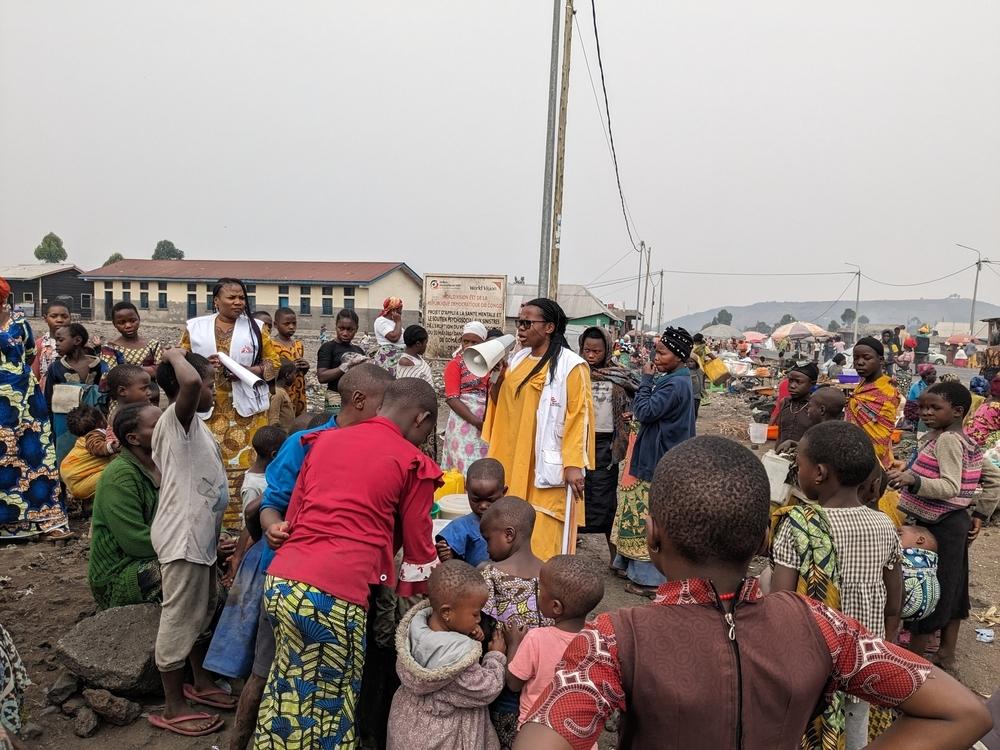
[0,273,996,749]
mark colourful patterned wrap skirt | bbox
[254,575,367,750]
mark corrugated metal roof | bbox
[0,263,82,280]
[933,321,989,338]
[506,283,623,322]
[82,259,421,285]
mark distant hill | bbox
[668,297,1000,332]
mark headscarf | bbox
[0,276,9,306]
[790,362,819,382]
[380,297,403,317]
[451,320,490,357]
[917,364,936,378]
[970,375,989,397]
[660,326,693,360]
[579,326,637,462]
[855,336,884,357]
[463,321,488,342]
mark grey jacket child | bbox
[387,600,506,750]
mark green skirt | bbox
[610,479,652,562]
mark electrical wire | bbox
[587,0,639,253]
[586,247,637,285]
[860,264,975,287]
[807,275,858,325]
[587,268,854,289]
[985,263,1000,281]
[585,263,978,290]
[573,12,641,242]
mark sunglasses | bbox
[515,319,547,330]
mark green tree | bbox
[34,232,67,263]
[752,321,772,334]
[857,314,870,325]
[715,308,733,326]
[777,313,795,326]
[103,252,124,266]
[828,320,841,332]
[152,240,184,260]
[841,308,856,326]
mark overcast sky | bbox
[2,1,998,322]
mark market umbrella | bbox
[771,321,831,343]
[742,331,767,343]
[700,323,742,339]
[946,334,978,346]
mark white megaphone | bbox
[463,334,516,377]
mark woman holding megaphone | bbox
[481,298,595,560]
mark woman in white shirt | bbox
[371,296,404,373]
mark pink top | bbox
[508,626,579,726]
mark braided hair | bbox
[113,402,152,451]
[213,278,263,366]
[515,297,570,397]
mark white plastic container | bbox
[437,493,470,520]
[748,422,768,445]
[761,450,793,506]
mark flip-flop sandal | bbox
[148,712,223,736]
[610,568,628,579]
[623,582,657,599]
[183,683,237,710]
[44,528,75,542]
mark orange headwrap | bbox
[0,277,10,306]
[381,297,403,317]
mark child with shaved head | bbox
[388,560,506,750]
[506,555,604,733]
[514,436,991,750]
[479,497,552,748]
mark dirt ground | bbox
[4,321,998,747]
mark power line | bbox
[586,0,638,253]
[573,12,641,241]
[586,246,636,285]
[807,275,859,324]
[588,268,854,289]
[587,262,977,288]
[860,263,975,287]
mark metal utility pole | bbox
[845,262,861,343]
[657,269,664,331]
[640,241,651,333]
[649,277,656,335]
[957,244,984,336]
[547,0,574,301]
[635,250,642,331]
[536,0,562,299]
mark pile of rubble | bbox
[49,603,161,737]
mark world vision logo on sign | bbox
[422,274,507,359]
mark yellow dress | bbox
[482,355,595,560]
[180,327,279,528]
